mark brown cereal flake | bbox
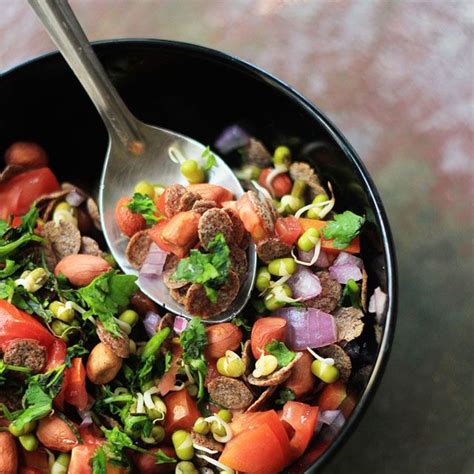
[248,191,275,235]
[243,138,272,167]
[86,197,101,230]
[207,376,254,409]
[333,306,364,343]
[229,245,248,282]
[192,199,217,214]
[42,220,81,260]
[247,352,303,387]
[224,208,245,246]
[305,271,342,313]
[256,237,291,263]
[198,208,234,250]
[96,322,130,359]
[245,386,277,413]
[177,191,201,213]
[191,432,223,452]
[125,231,151,269]
[318,344,352,382]
[163,254,188,290]
[80,236,102,257]
[164,184,186,217]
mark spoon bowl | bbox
[28,0,256,322]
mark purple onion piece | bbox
[369,286,387,323]
[275,307,337,350]
[173,316,188,335]
[287,266,322,301]
[214,125,250,154]
[332,251,363,269]
[329,263,363,284]
[66,189,86,207]
[143,311,162,337]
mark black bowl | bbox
[0,39,397,472]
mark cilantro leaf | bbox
[91,446,107,474]
[232,315,251,332]
[340,279,361,308]
[172,233,230,303]
[0,360,31,385]
[0,233,43,258]
[65,342,89,367]
[126,193,160,225]
[321,211,365,249]
[275,388,296,405]
[179,317,208,400]
[77,271,137,337]
[201,146,217,171]
[265,340,296,367]
[156,449,177,464]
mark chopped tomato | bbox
[205,323,242,359]
[155,189,167,216]
[19,450,49,474]
[237,193,270,242]
[133,446,177,473]
[280,401,319,461]
[163,389,200,434]
[114,196,146,237]
[258,168,292,198]
[340,393,357,418]
[230,410,291,459]
[275,216,303,246]
[298,218,361,254]
[63,358,88,411]
[0,300,66,370]
[148,219,171,253]
[283,351,315,398]
[187,183,233,205]
[0,167,60,220]
[220,423,288,474]
[287,440,331,474]
[79,424,104,446]
[69,444,126,474]
[160,211,200,258]
[318,381,347,412]
[158,346,183,396]
[250,317,288,359]
[204,358,219,388]
[221,200,238,212]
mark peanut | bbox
[5,141,48,168]
[54,254,111,287]
[86,342,123,385]
[0,432,18,474]
[36,414,78,452]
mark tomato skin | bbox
[205,323,242,359]
[258,168,292,198]
[275,216,302,246]
[163,389,201,435]
[318,381,347,411]
[19,450,49,474]
[158,346,183,396]
[133,446,176,473]
[160,211,200,258]
[114,196,146,237]
[63,358,88,411]
[204,358,219,388]
[250,317,288,359]
[283,351,315,398]
[148,219,172,253]
[280,401,319,461]
[0,167,60,220]
[220,423,287,474]
[187,183,233,205]
[0,300,66,370]
[237,193,271,242]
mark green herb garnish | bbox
[172,233,230,303]
[340,279,361,308]
[321,211,365,249]
[77,270,137,337]
[126,193,160,225]
[202,146,217,171]
[265,340,296,368]
[275,388,296,405]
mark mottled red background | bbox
[1,1,472,473]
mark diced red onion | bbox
[214,125,250,154]
[139,243,168,276]
[315,409,343,434]
[333,251,364,269]
[326,411,346,438]
[143,311,162,337]
[329,263,363,284]
[66,189,86,207]
[287,266,322,301]
[275,307,338,350]
[297,248,331,268]
[173,316,188,335]
[297,248,314,264]
[78,405,94,428]
[369,286,387,323]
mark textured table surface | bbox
[1,1,473,473]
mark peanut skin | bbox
[5,141,48,168]
[0,432,18,474]
[55,254,111,287]
[36,414,78,452]
[86,342,123,385]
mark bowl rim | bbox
[2,38,398,472]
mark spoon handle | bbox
[28,0,143,151]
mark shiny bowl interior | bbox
[0,39,397,472]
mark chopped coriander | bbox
[232,315,251,332]
[172,233,230,303]
[265,340,296,367]
[179,317,208,400]
[91,446,107,474]
[0,259,20,278]
[0,360,31,385]
[65,342,89,367]
[156,449,177,464]
[126,193,160,225]
[275,388,296,405]
[201,146,217,171]
[321,211,365,249]
[77,270,137,337]
[341,279,361,308]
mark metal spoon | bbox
[29,0,256,323]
